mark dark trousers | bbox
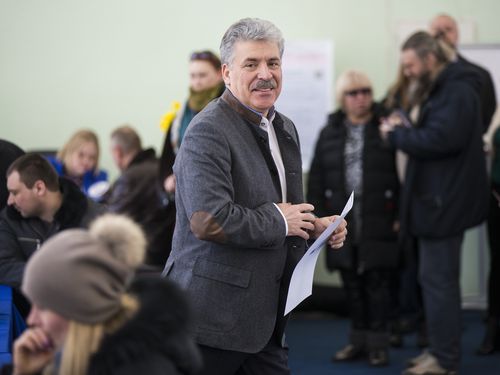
[487,188,500,317]
[419,233,463,371]
[340,268,391,333]
[397,236,424,325]
[197,337,290,375]
[340,268,391,350]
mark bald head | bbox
[430,14,459,49]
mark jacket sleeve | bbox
[174,120,286,249]
[389,85,479,160]
[0,218,28,289]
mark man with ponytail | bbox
[380,31,488,375]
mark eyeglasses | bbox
[344,87,372,97]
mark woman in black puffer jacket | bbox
[307,70,400,367]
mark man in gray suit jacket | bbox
[163,18,347,375]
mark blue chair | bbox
[0,285,26,365]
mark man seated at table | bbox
[0,153,103,315]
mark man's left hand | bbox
[311,216,347,249]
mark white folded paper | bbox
[284,191,354,315]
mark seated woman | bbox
[4,214,201,375]
[47,129,108,201]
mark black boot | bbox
[389,320,404,348]
[368,349,389,366]
[332,330,366,362]
[476,317,498,355]
[367,331,390,366]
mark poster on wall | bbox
[276,40,333,171]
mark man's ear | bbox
[221,64,231,86]
[33,180,46,196]
[111,145,122,161]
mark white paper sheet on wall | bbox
[275,40,333,171]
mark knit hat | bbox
[22,214,146,324]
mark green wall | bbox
[2,0,499,175]
[1,0,499,304]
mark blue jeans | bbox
[419,233,463,371]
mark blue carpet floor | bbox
[287,310,499,375]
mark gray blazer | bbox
[163,90,307,353]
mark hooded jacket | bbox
[457,54,497,132]
[388,61,489,238]
[88,276,202,375]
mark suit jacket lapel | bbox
[243,122,282,200]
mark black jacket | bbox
[307,104,400,271]
[389,62,489,238]
[88,276,202,375]
[0,140,24,211]
[457,54,497,132]
[105,148,176,267]
[0,178,104,288]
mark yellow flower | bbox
[160,100,182,132]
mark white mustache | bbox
[252,80,277,90]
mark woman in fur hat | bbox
[4,214,201,375]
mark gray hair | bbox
[110,125,142,154]
[220,18,284,65]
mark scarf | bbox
[187,83,224,112]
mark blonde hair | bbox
[56,129,100,174]
[45,294,139,375]
[385,64,414,111]
[335,70,373,109]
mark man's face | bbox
[7,171,43,218]
[189,60,222,92]
[430,15,458,48]
[110,144,124,171]
[222,40,282,116]
[401,49,430,81]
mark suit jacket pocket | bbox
[190,258,251,332]
[193,258,251,288]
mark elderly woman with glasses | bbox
[307,69,400,367]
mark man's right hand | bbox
[13,327,55,375]
[277,203,315,240]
